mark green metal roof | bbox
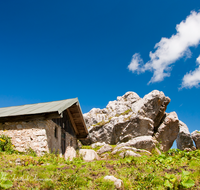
[0,98,78,118]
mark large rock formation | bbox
[176,121,196,151]
[87,114,154,145]
[83,90,194,152]
[131,90,170,129]
[154,112,179,152]
[191,130,200,149]
[84,92,140,128]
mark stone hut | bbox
[0,98,88,157]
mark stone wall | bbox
[0,119,78,156]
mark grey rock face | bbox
[131,90,170,129]
[176,121,196,151]
[155,112,179,152]
[111,115,154,144]
[191,130,200,149]
[88,114,154,144]
[83,91,169,145]
[83,90,194,152]
[84,91,140,128]
[114,136,157,152]
[88,122,113,144]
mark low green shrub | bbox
[121,108,132,115]
[26,147,37,157]
[0,172,13,189]
[0,134,15,154]
[93,120,109,127]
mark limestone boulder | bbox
[131,90,170,129]
[84,91,140,129]
[97,144,113,155]
[112,146,151,155]
[64,147,76,161]
[88,122,114,144]
[79,149,100,161]
[83,90,171,145]
[111,115,154,144]
[119,150,141,158]
[91,142,106,149]
[88,114,154,144]
[155,112,179,152]
[176,121,196,151]
[191,130,200,149]
[114,136,157,152]
[106,91,141,117]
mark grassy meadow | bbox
[0,135,200,189]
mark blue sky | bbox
[0,0,200,138]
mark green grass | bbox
[92,120,110,127]
[0,148,200,189]
[121,109,132,116]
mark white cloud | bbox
[128,53,144,73]
[128,11,200,84]
[181,55,200,88]
[196,55,200,65]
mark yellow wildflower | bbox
[0,138,6,142]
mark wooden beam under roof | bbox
[75,103,88,135]
[67,109,79,135]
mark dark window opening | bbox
[70,138,73,146]
[54,126,58,138]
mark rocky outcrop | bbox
[84,92,140,128]
[176,121,196,151]
[191,130,200,149]
[155,112,179,152]
[88,114,154,145]
[83,91,170,146]
[83,90,195,152]
[111,115,154,144]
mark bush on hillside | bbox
[0,134,14,154]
